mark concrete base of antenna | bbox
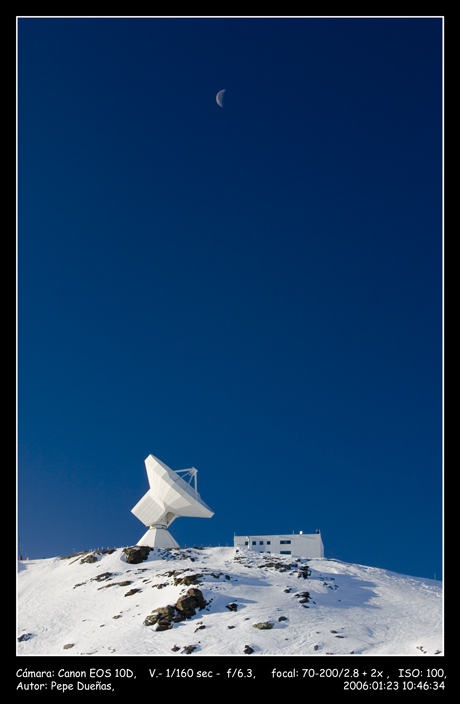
[136,526,180,549]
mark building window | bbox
[267,541,271,545]
[259,541,263,545]
[244,541,248,546]
[280,550,291,555]
[252,541,256,545]
[280,540,291,544]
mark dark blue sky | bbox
[18,17,442,580]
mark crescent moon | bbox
[216,89,226,107]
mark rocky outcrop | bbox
[252,622,274,630]
[91,572,114,582]
[60,551,91,561]
[123,546,152,564]
[294,591,311,603]
[144,606,176,628]
[144,614,162,627]
[124,588,142,597]
[155,605,177,619]
[80,554,98,564]
[255,559,310,578]
[259,561,293,572]
[156,619,173,632]
[173,573,203,586]
[176,587,207,617]
[182,644,197,654]
[66,549,117,564]
[144,588,207,631]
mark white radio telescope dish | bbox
[131,455,214,549]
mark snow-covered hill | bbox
[17,546,442,656]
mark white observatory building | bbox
[233,531,324,558]
[132,454,214,549]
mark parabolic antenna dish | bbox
[131,455,214,549]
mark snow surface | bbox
[17,546,442,657]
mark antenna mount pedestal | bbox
[136,525,180,549]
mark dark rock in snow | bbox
[155,605,177,618]
[182,644,197,654]
[176,594,198,617]
[144,604,176,626]
[124,588,142,597]
[144,613,161,627]
[259,561,293,572]
[174,573,203,586]
[59,551,90,561]
[171,611,187,623]
[294,591,311,603]
[144,590,207,629]
[18,633,33,642]
[156,619,173,631]
[123,546,152,564]
[98,580,134,590]
[185,587,207,610]
[80,554,98,564]
[91,572,114,582]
